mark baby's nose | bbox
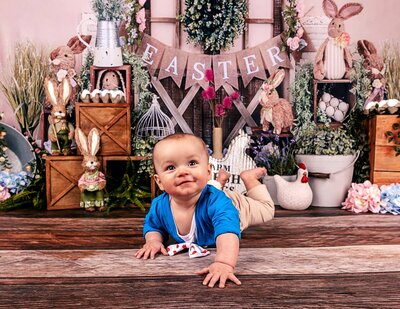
[176,166,189,175]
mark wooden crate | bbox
[90,65,132,104]
[369,115,400,186]
[46,156,85,210]
[76,103,131,155]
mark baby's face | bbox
[153,136,210,201]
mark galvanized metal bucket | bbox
[95,21,121,48]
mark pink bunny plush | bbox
[313,0,363,80]
[259,69,294,134]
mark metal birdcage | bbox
[135,95,175,140]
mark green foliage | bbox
[348,59,373,182]
[91,0,125,21]
[133,137,156,177]
[105,159,151,212]
[180,0,247,53]
[78,51,94,93]
[0,126,12,171]
[290,62,314,134]
[295,124,357,155]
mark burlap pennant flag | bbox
[185,54,212,90]
[137,34,165,76]
[213,53,238,90]
[158,48,188,88]
[259,35,292,74]
[237,48,266,87]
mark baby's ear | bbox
[207,163,212,177]
[153,174,164,191]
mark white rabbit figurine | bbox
[259,69,294,134]
[75,127,106,212]
[313,0,363,80]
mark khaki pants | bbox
[225,184,274,231]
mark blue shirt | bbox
[143,184,241,247]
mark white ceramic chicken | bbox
[274,163,313,210]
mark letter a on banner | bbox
[158,48,188,88]
[259,35,292,74]
[213,54,238,90]
[185,54,212,90]
[137,34,165,76]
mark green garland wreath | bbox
[180,0,248,54]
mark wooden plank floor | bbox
[1,207,400,308]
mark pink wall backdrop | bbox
[1,0,399,129]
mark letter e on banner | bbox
[137,34,165,76]
[237,48,266,87]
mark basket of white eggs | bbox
[318,92,350,122]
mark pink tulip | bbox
[139,23,146,32]
[222,96,232,109]
[206,86,216,100]
[139,0,146,7]
[215,104,225,117]
[205,69,214,82]
[230,91,240,100]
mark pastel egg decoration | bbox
[318,92,350,122]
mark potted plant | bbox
[295,123,359,207]
[248,133,297,204]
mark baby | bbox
[135,133,274,288]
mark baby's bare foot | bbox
[217,168,231,185]
[240,167,267,181]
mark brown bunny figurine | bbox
[259,69,294,134]
[45,78,75,155]
[75,127,106,212]
[49,35,92,108]
[357,39,386,105]
[313,0,363,80]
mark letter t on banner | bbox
[137,34,165,76]
[213,54,238,90]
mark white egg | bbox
[318,100,327,111]
[326,106,335,116]
[330,97,339,107]
[334,110,345,122]
[338,102,349,112]
[322,93,331,102]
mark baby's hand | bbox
[196,262,241,288]
[135,240,168,260]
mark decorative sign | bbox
[137,34,292,90]
[209,130,256,194]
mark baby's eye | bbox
[166,165,175,171]
[64,54,68,57]
[188,160,198,166]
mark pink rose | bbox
[136,8,146,24]
[287,37,300,51]
[0,185,10,202]
[296,27,304,39]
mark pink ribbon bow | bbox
[167,243,210,258]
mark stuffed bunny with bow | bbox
[259,69,294,134]
[48,35,92,109]
[357,39,386,105]
[75,127,106,212]
[313,0,363,80]
[45,78,75,155]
